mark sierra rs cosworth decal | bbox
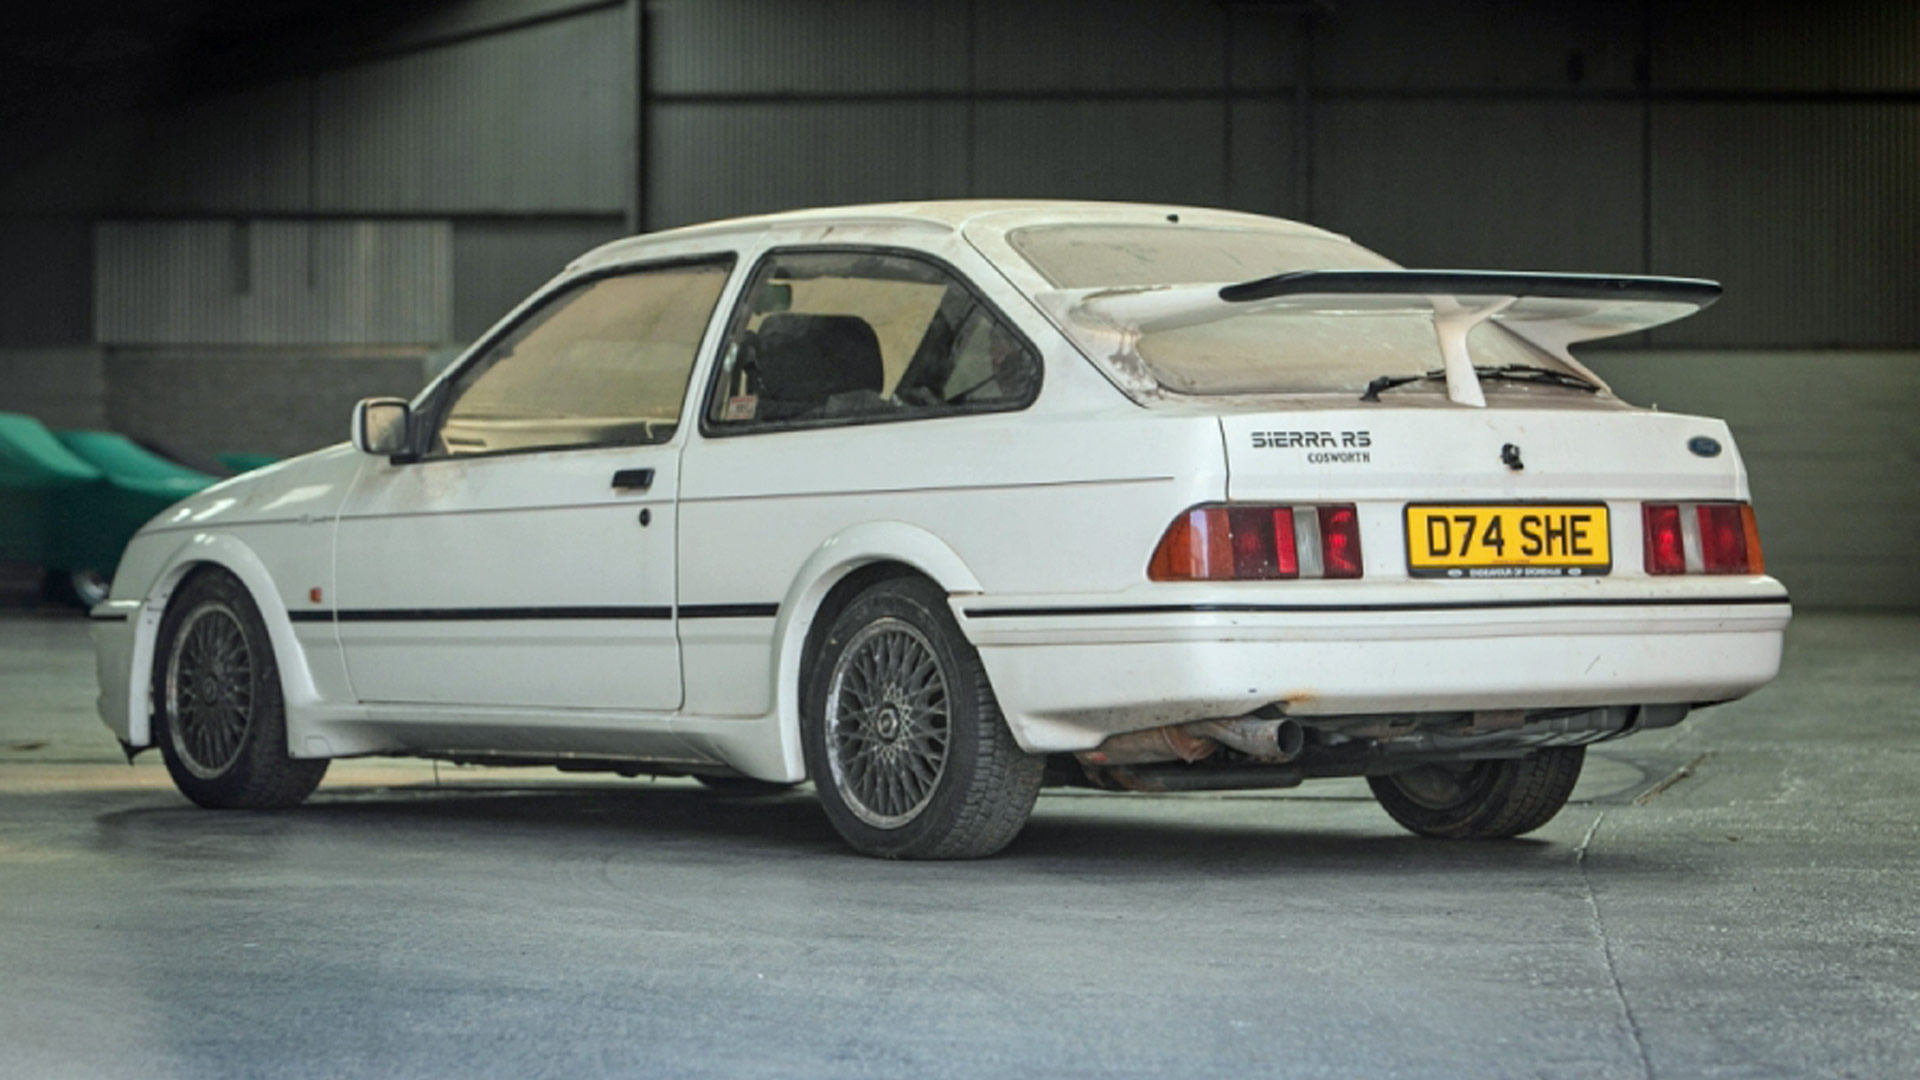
[1250,429,1372,464]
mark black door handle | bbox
[611,468,654,491]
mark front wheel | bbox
[1367,747,1585,840]
[154,569,328,808]
[803,576,1043,859]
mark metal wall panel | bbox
[1650,104,1920,348]
[0,220,92,346]
[1584,349,1920,610]
[453,218,629,340]
[650,0,968,94]
[313,7,629,213]
[116,82,314,214]
[1311,0,1643,91]
[646,103,968,229]
[972,101,1227,206]
[96,220,452,346]
[1312,101,1644,272]
[1654,0,1920,91]
[972,0,1227,92]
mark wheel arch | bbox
[759,522,983,782]
[123,533,321,749]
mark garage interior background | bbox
[0,0,1913,610]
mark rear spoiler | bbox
[1050,270,1722,407]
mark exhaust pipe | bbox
[1189,718,1306,763]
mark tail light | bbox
[1318,505,1363,579]
[1149,504,1359,581]
[1643,504,1685,575]
[1641,501,1764,575]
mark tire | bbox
[1367,747,1585,840]
[803,576,1044,859]
[153,569,328,809]
[694,775,798,796]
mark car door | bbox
[331,256,735,712]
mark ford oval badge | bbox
[1688,436,1722,458]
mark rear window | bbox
[1008,224,1583,397]
[1008,224,1398,288]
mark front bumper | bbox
[955,578,1790,753]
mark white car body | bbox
[92,200,1789,847]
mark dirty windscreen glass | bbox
[1007,224,1579,395]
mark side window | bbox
[704,250,1039,431]
[434,260,732,456]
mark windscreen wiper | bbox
[1360,364,1600,403]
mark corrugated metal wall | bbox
[1,0,1915,604]
[95,221,452,345]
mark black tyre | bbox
[1367,747,1585,840]
[153,569,328,809]
[803,576,1044,859]
[694,774,798,796]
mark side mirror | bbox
[351,397,412,457]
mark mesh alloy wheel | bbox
[152,569,328,809]
[164,601,255,779]
[823,617,953,829]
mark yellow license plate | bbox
[1405,504,1611,579]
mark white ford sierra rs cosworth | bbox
[92,200,1790,858]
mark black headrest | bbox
[754,313,885,404]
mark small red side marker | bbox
[309,587,323,604]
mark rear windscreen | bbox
[1008,224,1586,397]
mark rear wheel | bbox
[154,570,327,808]
[1367,747,1585,840]
[803,576,1043,859]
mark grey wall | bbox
[1582,350,1920,612]
[0,0,1914,606]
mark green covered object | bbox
[53,430,217,573]
[0,412,103,566]
[217,451,280,474]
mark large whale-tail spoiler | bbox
[1044,269,1722,407]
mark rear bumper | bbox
[955,580,1790,753]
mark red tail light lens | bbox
[1643,503,1685,575]
[1318,505,1364,579]
[1149,504,1352,581]
[1227,506,1299,580]
[1643,501,1763,575]
[1698,503,1751,574]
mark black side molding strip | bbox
[288,603,779,623]
[963,594,1791,619]
[88,611,133,622]
[678,603,780,619]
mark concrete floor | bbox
[1,610,1915,1079]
